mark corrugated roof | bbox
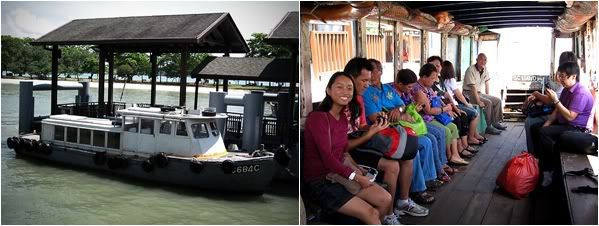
[192,57,293,82]
[267,11,299,45]
[31,13,248,53]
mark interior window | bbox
[192,123,210,139]
[80,129,91,145]
[67,127,77,143]
[140,119,154,135]
[93,131,105,147]
[210,122,219,136]
[124,116,138,133]
[176,122,188,136]
[160,121,172,135]
[107,132,120,149]
[54,126,64,141]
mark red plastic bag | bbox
[496,152,539,199]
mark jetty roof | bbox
[266,11,299,45]
[192,57,293,82]
[31,13,249,53]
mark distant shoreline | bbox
[0,77,262,95]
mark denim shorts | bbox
[457,104,479,120]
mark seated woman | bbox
[532,62,594,187]
[413,64,469,166]
[524,51,576,154]
[362,59,432,214]
[440,60,486,146]
[395,69,457,182]
[303,72,394,224]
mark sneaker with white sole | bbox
[394,199,429,217]
[383,213,402,225]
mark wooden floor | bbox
[402,122,535,225]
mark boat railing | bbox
[57,102,127,118]
[223,112,284,149]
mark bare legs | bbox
[378,158,400,215]
[338,185,392,224]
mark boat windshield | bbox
[191,123,210,139]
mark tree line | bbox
[1,33,290,82]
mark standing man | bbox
[462,53,506,135]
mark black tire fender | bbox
[221,160,235,174]
[142,159,154,172]
[190,160,204,173]
[7,137,14,149]
[153,152,169,168]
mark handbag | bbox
[525,101,554,117]
[398,103,428,136]
[431,96,454,125]
[558,130,598,155]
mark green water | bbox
[1,82,298,224]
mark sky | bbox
[1,1,298,40]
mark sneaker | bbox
[383,213,402,225]
[394,199,429,217]
[486,126,502,135]
[492,123,507,130]
[542,171,554,187]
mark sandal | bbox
[410,191,435,204]
[459,149,475,158]
[443,166,458,175]
[468,140,483,146]
[449,158,469,166]
[426,179,444,191]
[438,171,451,182]
[464,146,479,153]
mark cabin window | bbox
[66,127,78,143]
[447,35,460,79]
[54,126,65,141]
[402,26,422,73]
[93,131,105,147]
[210,122,219,136]
[80,129,91,145]
[176,122,188,136]
[460,36,472,78]
[160,121,172,135]
[107,132,120,149]
[124,116,138,133]
[140,119,154,135]
[191,123,209,139]
[365,19,395,84]
[428,32,441,58]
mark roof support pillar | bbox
[179,47,189,107]
[441,33,448,60]
[150,52,158,106]
[51,45,60,115]
[107,51,114,116]
[223,52,229,92]
[98,49,106,117]
[288,46,298,147]
[300,19,312,119]
[421,30,429,67]
[194,79,200,110]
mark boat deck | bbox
[402,122,566,225]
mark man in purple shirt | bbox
[535,62,594,186]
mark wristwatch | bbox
[398,106,405,114]
[349,171,356,180]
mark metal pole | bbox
[150,52,158,106]
[51,45,59,115]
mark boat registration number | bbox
[232,164,261,174]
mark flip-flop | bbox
[468,140,483,146]
[464,146,479,153]
[443,166,458,175]
[439,171,451,182]
[459,149,475,158]
[449,159,469,166]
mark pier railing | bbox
[57,102,126,118]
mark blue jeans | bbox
[417,135,436,181]
[410,152,426,192]
[457,104,479,119]
[426,123,447,172]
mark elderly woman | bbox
[413,64,469,166]
[303,71,395,224]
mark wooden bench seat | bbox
[559,152,598,225]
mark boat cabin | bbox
[41,107,228,158]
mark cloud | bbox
[3,8,61,38]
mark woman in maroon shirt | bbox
[304,72,393,224]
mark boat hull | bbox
[8,137,276,194]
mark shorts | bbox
[350,150,381,168]
[309,179,355,213]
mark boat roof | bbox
[117,107,227,121]
[43,115,121,131]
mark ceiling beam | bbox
[454,9,563,19]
